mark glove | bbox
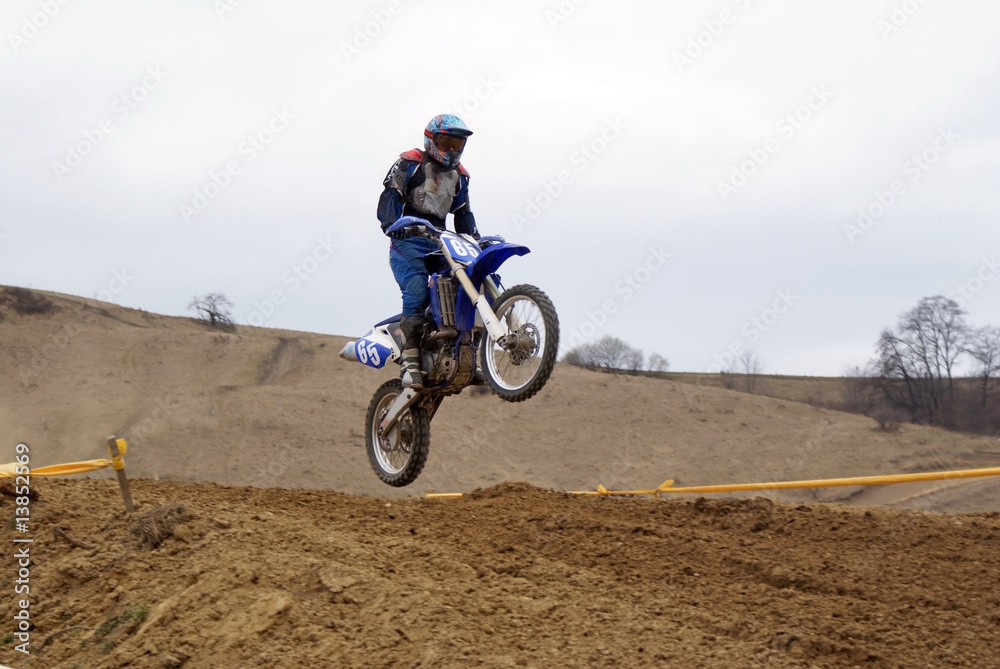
[386,225,419,241]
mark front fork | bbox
[378,389,444,435]
[483,275,502,301]
[444,250,508,345]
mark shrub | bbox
[1,287,54,315]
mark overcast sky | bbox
[2,0,998,376]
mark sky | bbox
[1,0,998,376]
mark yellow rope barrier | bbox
[0,459,112,479]
[427,466,1000,499]
[637,466,1000,496]
[3,436,134,511]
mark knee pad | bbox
[405,274,428,303]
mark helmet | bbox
[423,114,473,170]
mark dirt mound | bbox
[2,479,999,668]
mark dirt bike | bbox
[339,216,559,487]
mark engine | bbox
[421,338,456,387]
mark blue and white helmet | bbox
[423,114,473,170]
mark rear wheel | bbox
[365,379,430,487]
[481,284,559,402]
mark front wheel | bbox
[481,284,559,402]
[365,379,430,487]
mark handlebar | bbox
[385,216,439,238]
[385,216,502,246]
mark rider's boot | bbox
[399,315,425,390]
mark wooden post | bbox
[106,436,135,512]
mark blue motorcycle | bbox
[339,216,559,486]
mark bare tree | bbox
[647,352,669,373]
[561,348,586,367]
[562,335,644,372]
[739,349,763,393]
[717,349,763,393]
[589,336,635,370]
[966,325,1000,408]
[842,363,880,415]
[189,292,235,331]
[869,295,969,426]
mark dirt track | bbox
[3,289,1000,667]
[3,478,999,668]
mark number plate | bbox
[441,233,481,264]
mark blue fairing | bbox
[454,242,530,329]
[375,313,401,327]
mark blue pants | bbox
[389,237,437,317]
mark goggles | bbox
[432,134,467,152]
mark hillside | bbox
[2,287,999,509]
[656,371,851,409]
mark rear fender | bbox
[338,322,402,369]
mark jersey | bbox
[376,149,478,237]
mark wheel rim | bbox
[485,295,547,391]
[371,392,414,476]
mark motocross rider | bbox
[376,114,480,390]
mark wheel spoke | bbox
[488,295,547,391]
[365,379,431,487]
[480,285,558,403]
[372,397,414,475]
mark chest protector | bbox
[409,161,460,220]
